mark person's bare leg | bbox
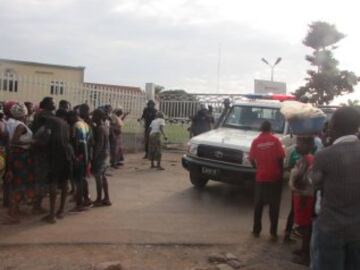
[157,157,164,170]
[57,182,67,219]
[93,174,103,206]
[102,176,112,206]
[83,178,92,207]
[43,183,56,224]
[71,177,85,212]
[69,177,75,194]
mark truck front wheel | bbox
[189,169,209,188]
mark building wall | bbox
[0,59,146,114]
[0,59,85,82]
[0,59,85,104]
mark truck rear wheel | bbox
[189,169,209,188]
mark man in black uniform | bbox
[139,100,157,159]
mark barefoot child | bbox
[148,111,167,170]
[68,109,91,211]
[91,109,111,206]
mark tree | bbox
[341,99,360,107]
[303,22,345,50]
[159,89,199,119]
[154,85,165,97]
[294,21,359,105]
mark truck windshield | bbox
[223,105,285,133]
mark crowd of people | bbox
[0,97,128,224]
[249,106,360,269]
[1,95,359,270]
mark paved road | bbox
[0,152,292,245]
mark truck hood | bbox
[189,128,285,152]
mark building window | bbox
[89,90,98,108]
[50,81,64,95]
[2,70,18,92]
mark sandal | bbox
[93,200,104,207]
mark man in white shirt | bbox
[148,112,167,170]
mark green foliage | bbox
[122,119,189,145]
[341,99,360,107]
[164,122,190,144]
[154,85,165,96]
[159,89,199,119]
[160,89,189,96]
[159,89,198,102]
[303,21,345,50]
[294,21,359,105]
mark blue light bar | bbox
[241,94,295,101]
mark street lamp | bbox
[261,57,282,81]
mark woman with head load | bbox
[5,103,34,224]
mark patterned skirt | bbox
[293,193,314,227]
[148,133,162,161]
[6,147,34,203]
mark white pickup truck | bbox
[182,100,295,188]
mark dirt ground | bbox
[0,243,307,270]
[0,152,306,270]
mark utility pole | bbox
[216,43,222,93]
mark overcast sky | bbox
[1,0,360,100]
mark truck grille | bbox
[197,145,243,164]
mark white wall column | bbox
[145,83,155,101]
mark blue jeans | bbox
[315,226,360,270]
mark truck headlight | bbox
[242,152,251,166]
[187,144,198,155]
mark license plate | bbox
[201,167,218,176]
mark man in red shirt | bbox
[249,121,285,240]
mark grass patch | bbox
[122,120,190,145]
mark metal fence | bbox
[0,74,147,118]
[158,93,246,146]
[159,93,250,122]
[0,75,250,148]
